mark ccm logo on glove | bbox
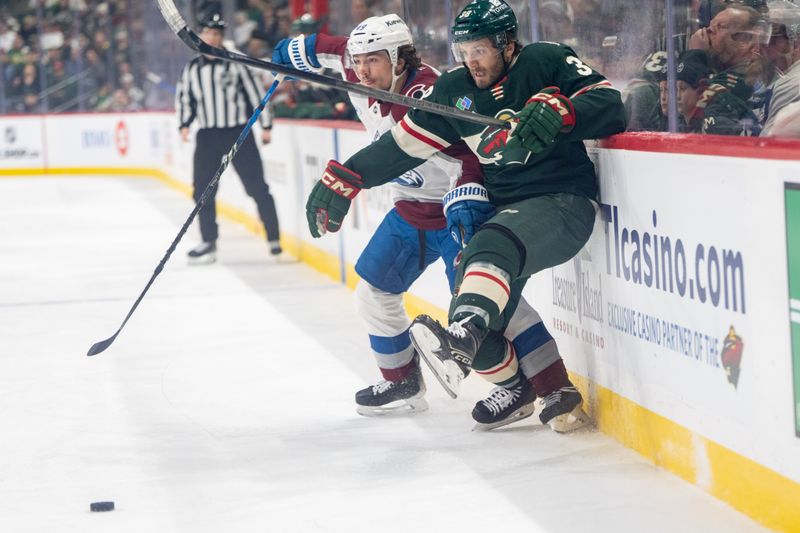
[322,165,361,199]
[525,87,576,132]
[306,160,363,238]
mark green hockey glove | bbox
[506,87,575,154]
[306,160,363,238]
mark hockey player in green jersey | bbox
[305,0,626,430]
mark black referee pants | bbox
[193,127,280,244]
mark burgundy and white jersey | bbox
[314,34,482,230]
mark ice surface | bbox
[0,177,770,532]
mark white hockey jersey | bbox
[313,33,482,230]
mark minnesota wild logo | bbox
[721,325,744,388]
[474,109,531,166]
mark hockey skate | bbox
[472,379,537,431]
[355,361,428,416]
[187,241,216,265]
[269,240,283,256]
[409,314,486,399]
[539,385,591,433]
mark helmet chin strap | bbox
[389,64,408,93]
[495,41,519,83]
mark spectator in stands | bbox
[271,13,356,121]
[246,29,270,59]
[107,87,136,112]
[276,6,293,40]
[258,3,282,47]
[47,59,76,111]
[351,0,378,24]
[680,49,760,134]
[84,47,108,91]
[689,5,763,90]
[15,62,39,111]
[2,1,186,113]
[659,78,669,122]
[120,72,144,110]
[688,5,765,131]
[623,51,668,131]
[0,17,19,53]
[538,0,575,47]
[674,52,712,131]
[762,22,800,136]
[233,10,258,49]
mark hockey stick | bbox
[86,76,283,356]
[155,0,510,130]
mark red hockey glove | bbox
[306,160,363,238]
[506,87,575,154]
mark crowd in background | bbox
[1,0,798,138]
[0,0,150,113]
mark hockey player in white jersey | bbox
[273,14,588,432]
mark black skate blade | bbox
[409,322,462,399]
[417,353,458,399]
[548,406,592,433]
[356,396,429,417]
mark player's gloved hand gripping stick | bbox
[506,87,576,154]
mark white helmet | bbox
[348,14,414,91]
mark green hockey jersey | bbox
[344,42,626,206]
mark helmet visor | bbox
[451,40,502,63]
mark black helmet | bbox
[451,0,518,49]
[199,13,226,31]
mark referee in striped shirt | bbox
[176,13,281,263]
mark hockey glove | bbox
[306,160,363,238]
[506,87,575,154]
[271,34,323,74]
[442,184,495,248]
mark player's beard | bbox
[468,57,505,89]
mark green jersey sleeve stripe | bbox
[569,80,616,99]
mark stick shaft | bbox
[155,0,509,130]
[87,77,282,356]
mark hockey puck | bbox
[90,501,115,512]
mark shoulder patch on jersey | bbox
[405,83,434,100]
[391,168,425,188]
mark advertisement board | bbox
[2,113,799,528]
[45,113,174,169]
[0,116,44,169]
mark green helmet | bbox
[291,13,320,35]
[451,0,518,48]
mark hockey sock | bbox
[379,356,417,382]
[528,359,570,397]
[451,225,523,328]
[473,332,523,388]
[451,261,512,329]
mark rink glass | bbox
[0,0,796,138]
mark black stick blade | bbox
[87,333,118,356]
